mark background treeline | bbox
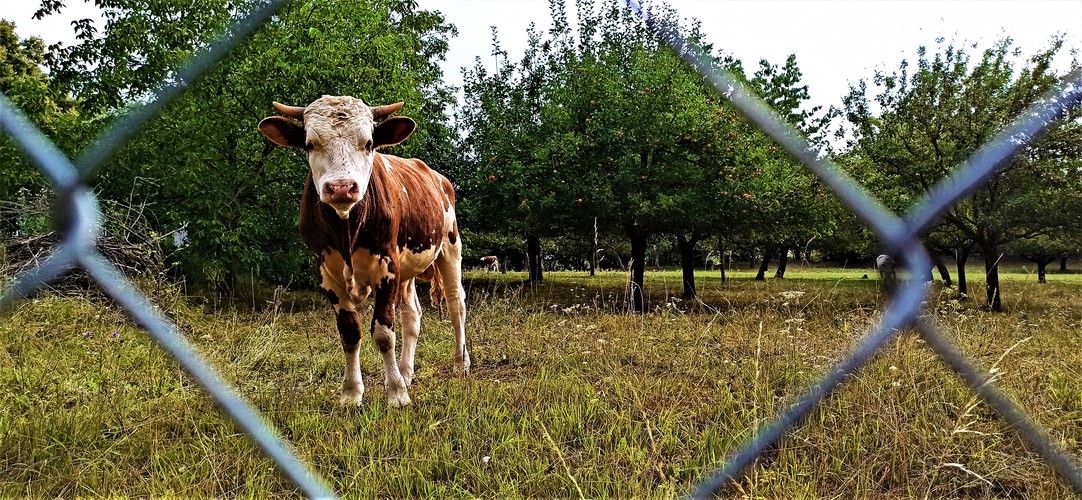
[2,0,1080,311]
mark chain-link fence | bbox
[2,1,1080,498]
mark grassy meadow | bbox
[1,263,1081,498]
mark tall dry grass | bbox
[1,268,1079,497]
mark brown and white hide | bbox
[258,95,468,408]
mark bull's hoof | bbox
[386,391,411,408]
[340,383,364,406]
[453,353,471,376]
[339,392,364,407]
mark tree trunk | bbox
[956,248,969,299]
[1037,260,1048,284]
[719,248,727,282]
[755,245,774,280]
[1060,256,1068,272]
[527,234,543,283]
[627,227,648,313]
[774,246,789,278]
[590,217,598,276]
[980,242,1003,311]
[930,252,951,287]
[677,235,698,299]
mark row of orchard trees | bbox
[3,0,1079,312]
[456,1,838,311]
[456,0,1082,312]
[838,37,1082,310]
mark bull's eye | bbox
[364,140,373,152]
[305,141,315,151]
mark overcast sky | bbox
[416,0,1082,111]
[6,1,1081,112]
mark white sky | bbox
[5,0,1081,112]
[417,0,1082,111]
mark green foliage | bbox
[22,0,458,287]
[457,1,840,296]
[839,36,1082,309]
[0,20,85,199]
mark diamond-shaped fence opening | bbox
[1,1,1080,498]
[622,1,1082,496]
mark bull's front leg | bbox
[322,259,366,407]
[336,307,365,406]
[372,279,411,408]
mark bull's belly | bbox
[320,245,440,305]
[398,245,440,279]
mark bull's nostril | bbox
[323,180,360,201]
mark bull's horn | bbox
[272,101,306,120]
[371,102,404,121]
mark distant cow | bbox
[480,255,499,272]
[876,254,897,282]
[259,96,468,408]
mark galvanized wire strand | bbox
[905,70,1082,237]
[0,93,79,189]
[621,0,909,251]
[690,241,932,498]
[74,0,289,179]
[78,250,335,499]
[915,317,1082,491]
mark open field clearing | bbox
[2,267,1081,498]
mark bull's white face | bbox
[303,96,378,219]
[258,95,415,219]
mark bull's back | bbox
[378,154,457,278]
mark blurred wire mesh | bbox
[1,0,1080,498]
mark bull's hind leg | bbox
[435,242,469,375]
[397,278,422,386]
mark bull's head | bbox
[258,95,416,219]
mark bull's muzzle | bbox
[321,179,361,219]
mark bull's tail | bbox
[418,263,445,309]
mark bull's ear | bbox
[373,116,415,149]
[258,116,306,148]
